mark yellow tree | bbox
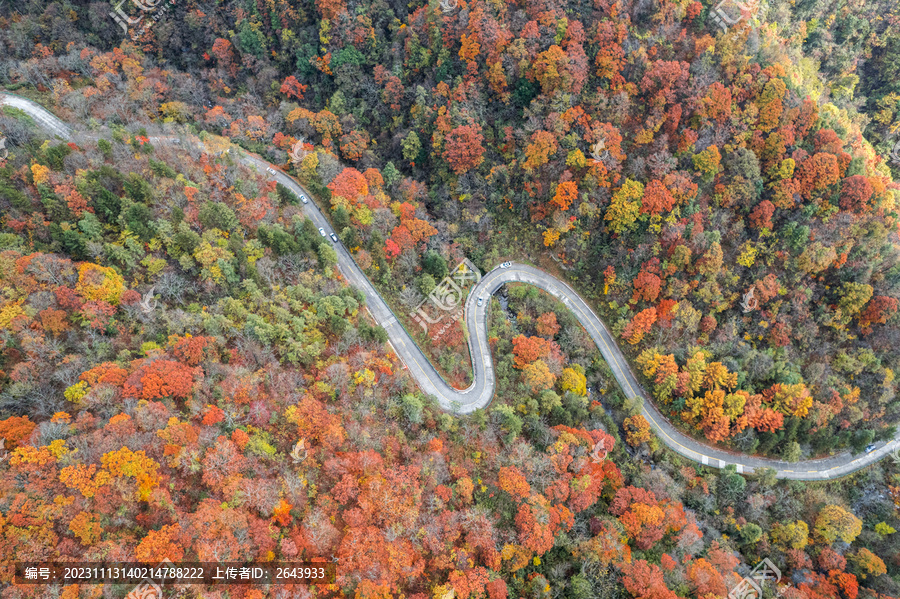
[76,263,125,304]
[851,548,887,579]
[703,362,737,391]
[692,146,721,182]
[523,360,557,393]
[815,505,862,544]
[101,447,161,501]
[624,415,652,446]
[771,520,809,549]
[605,179,643,235]
[69,512,103,546]
[559,366,587,396]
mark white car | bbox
[300,194,309,204]
[330,233,338,243]
[318,227,326,237]
[477,296,484,307]
[266,167,276,174]
[500,261,512,269]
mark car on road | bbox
[330,233,338,243]
[266,167,276,174]
[477,296,484,307]
[500,261,512,268]
[318,227,326,237]
[866,444,877,453]
[299,194,309,204]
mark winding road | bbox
[3,92,899,480]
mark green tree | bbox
[402,131,423,163]
[568,575,593,599]
[717,464,747,506]
[739,523,763,544]
[341,227,360,249]
[317,242,338,271]
[276,183,297,205]
[492,404,523,442]
[382,162,401,186]
[400,394,424,424]
[125,203,154,241]
[417,274,436,296]
[333,205,350,231]
[199,201,239,232]
[783,441,802,462]
[422,250,448,279]
[850,429,875,453]
[124,172,152,203]
[753,467,778,488]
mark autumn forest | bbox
[0,0,900,597]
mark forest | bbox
[1,0,900,596]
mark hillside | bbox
[1,0,900,597]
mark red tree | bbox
[0,416,36,448]
[280,76,308,101]
[536,313,560,337]
[623,308,657,344]
[328,168,369,200]
[512,335,553,368]
[619,560,680,599]
[749,200,775,229]
[859,296,899,328]
[641,180,676,215]
[839,175,874,213]
[210,39,236,77]
[498,466,531,500]
[632,269,662,303]
[552,181,578,211]
[443,125,486,174]
[123,360,196,400]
